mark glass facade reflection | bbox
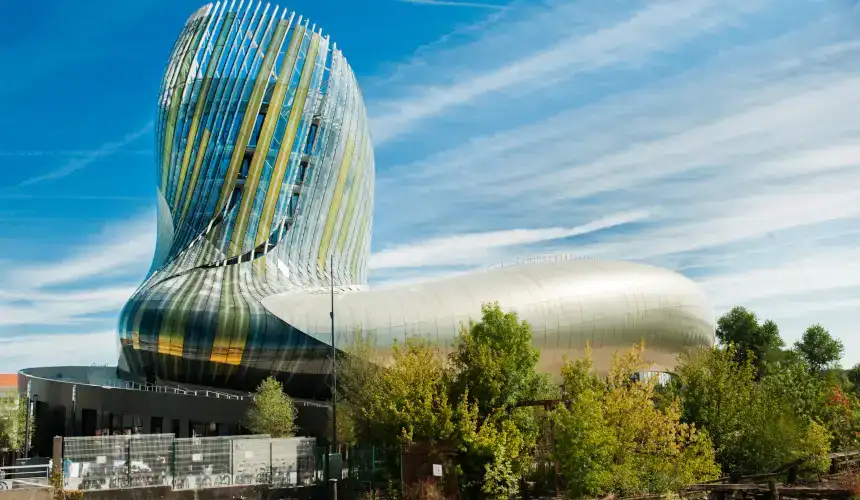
[118,1,373,396]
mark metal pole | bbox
[330,253,338,500]
[70,385,77,438]
[24,380,32,458]
[330,253,337,451]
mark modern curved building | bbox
[118,1,716,398]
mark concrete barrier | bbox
[0,488,53,500]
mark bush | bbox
[553,343,720,497]
[245,377,297,437]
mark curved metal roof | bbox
[262,259,715,374]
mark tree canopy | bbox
[715,306,783,371]
[0,389,30,452]
[795,323,845,373]
[554,343,720,497]
[245,377,297,438]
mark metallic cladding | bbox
[119,2,713,394]
[261,258,716,377]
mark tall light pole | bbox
[330,253,337,451]
[23,380,33,458]
[330,253,338,500]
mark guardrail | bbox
[86,377,246,400]
[0,464,51,490]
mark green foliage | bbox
[758,356,827,422]
[846,363,860,398]
[554,344,720,498]
[672,346,831,476]
[336,329,384,445]
[450,303,551,499]
[716,306,783,373]
[795,324,845,373]
[0,389,31,451]
[245,377,297,438]
[364,337,456,445]
[449,302,547,416]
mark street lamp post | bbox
[330,253,337,452]
[329,253,338,500]
[24,380,32,458]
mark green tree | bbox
[846,363,860,398]
[554,344,719,497]
[361,337,455,446]
[795,324,844,373]
[716,306,783,372]
[335,329,383,445]
[245,377,297,438]
[758,356,827,422]
[0,389,31,451]
[450,302,554,499]
[672,346,831,476]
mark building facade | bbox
[118,1,716,398]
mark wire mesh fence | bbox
[60,434,329,492]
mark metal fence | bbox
[0,464,51,490]
[61,434,323,491]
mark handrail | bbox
[486,253,600,270]
[20,368,332,408]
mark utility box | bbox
[327,453,343,481]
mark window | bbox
[250,112,266,147]
[298,161,308,184]
[303,123,318,155]
[239,156,251,179]
[151,416,163,435]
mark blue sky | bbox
[1,0,859,370]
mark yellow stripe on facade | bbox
[350,216,370,278]
[173,13,236,214]
[253,30,318,249]
[212,20,291,234]
[316,115,361,270]
[335,133,368,254]
[178,129,211,227]
[161,18,207,194]
[228,24,304,256]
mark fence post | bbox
[269,440,274,486]
[126,437,131,487]
[171,439,176,489]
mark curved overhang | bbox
[261,259,716,375]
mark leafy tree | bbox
[0,389,31,451]
[672,346,831,476]
[335,329,384,445]
[795,324,844,373]
[361,337,455,446]
[450,302,554,500]
[846,363,860,398]
[716,306,783,372]
[245,377,297,438]
[758,356,827,422]
[554,343,719,497]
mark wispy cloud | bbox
[17,122,154,186]
[6,211,155,290]
[366,0,860,363]
[395,0,506,9]
[0,149,150,157]
[0,331,117,371]
[369,0,766,144]
[370,210,648,269]
[0,211,153,340]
